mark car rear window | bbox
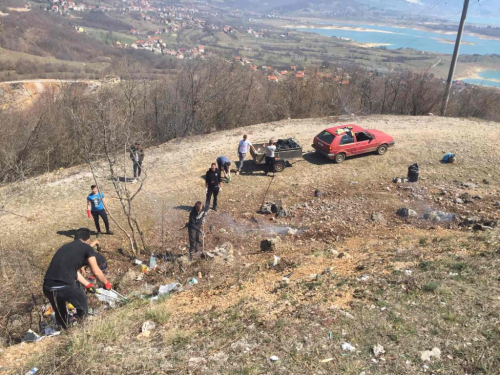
[316,131,335,145]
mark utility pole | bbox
[440,0,469,116]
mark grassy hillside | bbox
[0,115,499,374]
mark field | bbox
[0,115,499,373]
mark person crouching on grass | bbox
[87,185,113,237]
[43,228,112,329]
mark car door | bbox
[354,132,376,154]
[337,133,357,156]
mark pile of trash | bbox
[423,211,456,223]
[260,201,287,217]
[276,138,300,151]
[205,242,235,262]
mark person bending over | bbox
[43,228,112,329]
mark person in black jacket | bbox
[205,163,221,211]
[188,201,206,260]
[43,228,112,329]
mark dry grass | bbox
[0,115,499,373]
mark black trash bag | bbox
[408,163,419,183]
[276,138,300,151]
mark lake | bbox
[463,70,500,88]
[294,23,500,55]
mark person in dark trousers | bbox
[129,142,145,182]
[87,185,113,237]
[205,163,221,211]
[265,139,276,176]
[43,228,112,329]
[216,156,231,180]
[236,134,256,175]
[188,201,205,260]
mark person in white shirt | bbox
[236,134,256,175]
[265,139,276,176]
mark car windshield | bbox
[316,131,335,145]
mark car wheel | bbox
[377,144,388,155]
[275,161,285,172]
[335,153,346,163]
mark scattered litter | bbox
[189,278,198,285]
[328,332,333,340]
[397,207,418,218]
[270,355,280,362]
[133,259,143,265]
[341,342,356,352]
[42,327,60,337]
[287,227,298,236]
[158,283,183,296]
[44,306,54,316]
[359,275,370,282]
[320,358,334,363]
[372,344,385,357]
[142,320,156,333]
[392,177,408,183]
[22,330,39,343]
[25,368,39,375]
[141,265,150,274]
[442,153,456,164]
[421,347,441,362]
[449,272,459,276]
[149,255,157,270]
[405,270,413,276]
[95,288,127,307]
[273,255,281,266]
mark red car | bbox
[312,124,395,163]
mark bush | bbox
[423,281,440,292]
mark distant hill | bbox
[0,7,120,62]
[256,0,499,19]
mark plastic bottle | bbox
[25,368,39,375]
